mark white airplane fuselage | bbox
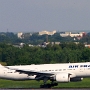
[0,66,36,80]
[0,62,90,81]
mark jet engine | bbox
[70,77,83,82]
[55,73,70,82]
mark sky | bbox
[0,0,90,32]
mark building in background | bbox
[17,32,23,39]
[39,30,56,35]
[60,32,86,38]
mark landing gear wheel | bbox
[51,82,58,86]
[40,83,58,88]
[40,84,51,88]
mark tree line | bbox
[1,32,90,45]
[0,43,90,65]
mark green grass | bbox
[0,78,90,88]
[0,79,41,88]
[55,78,90,88]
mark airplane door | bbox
[79,66,87,76]
[3,69,7,76]
[80,68,83,73]
[4,68,10,76]
[79,66,84,76]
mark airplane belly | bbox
[6,73,29,80]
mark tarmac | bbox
[0,89,90,90]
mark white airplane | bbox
[1,62,90,88]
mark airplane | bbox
[1,62,90,88]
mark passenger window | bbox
[84,65,87,67]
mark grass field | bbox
[0,78,90,88]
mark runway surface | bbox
[0,88,90,90]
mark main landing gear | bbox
[40,82,58,88]
[40,78,58,88]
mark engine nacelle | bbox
[55,73,70,82]
[70,77,83,82]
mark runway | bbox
[0,88,90,90]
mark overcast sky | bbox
[0,0,90,32]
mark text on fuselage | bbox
[69,65,90,68]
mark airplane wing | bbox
[16,69,54,76]
[5,66,54,76]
